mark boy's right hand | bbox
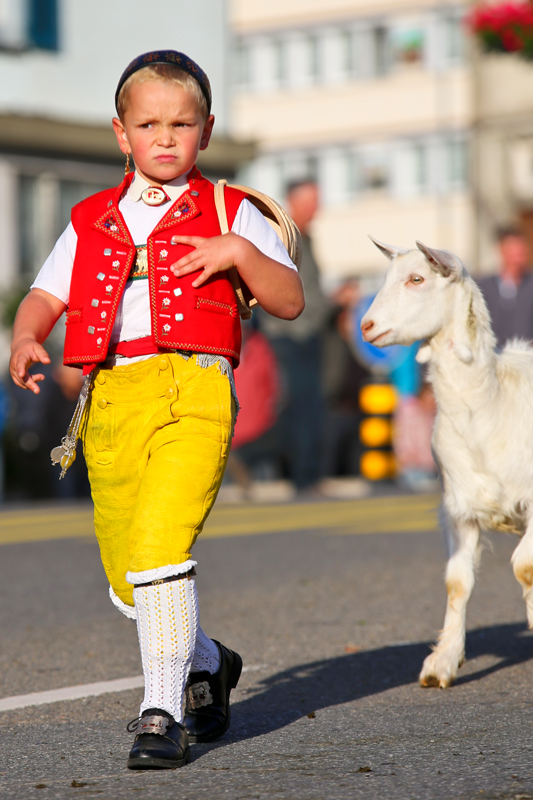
[10,338,51,394]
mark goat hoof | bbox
[419,651,456,689]
[419,674,439,688]
[419,672,453,689]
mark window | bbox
[18,174,107,282]
[390,17,425,68]
[0,0,26,50]
[28,0,59,51]
[372,26,391,77]
[286,32,319,87]
[0,0,58,51]
[243,155,285,201]
[18,175,38,280]
[392,141,429,197]
[441,9,465,66]
[252,35,286,92]
[446,137,468,189]
[426,8,466,71]
[319,147,359,206]
[321,26,353,83]
[360,145,390,191]
[233,38,251,91]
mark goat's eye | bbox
[409,275,424,285]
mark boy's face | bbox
[112,80,214,186]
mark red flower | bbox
[467,2,533,57]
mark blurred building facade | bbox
[229,0,533,281]
[473,54,533,271]
[229,0,471,282]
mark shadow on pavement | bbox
[200,621,532,750]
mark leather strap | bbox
[134,566,197,588]
[214,180,253,321]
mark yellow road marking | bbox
[0,494,440,546]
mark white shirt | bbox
[32,172,295,345]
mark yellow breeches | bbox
[82,353,234,609]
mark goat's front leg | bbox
[420,509,480,688]
[511,519,533,627]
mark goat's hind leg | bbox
[420,511,480,688]
[511,519,533,628]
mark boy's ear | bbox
[112,117,130,155]
[199,115,215,151]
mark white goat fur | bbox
[361,239,533,688]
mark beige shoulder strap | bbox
[214,179,303,320]
[228,184,302,270]
[214,180,253,320]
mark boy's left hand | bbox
[170,233,243,287]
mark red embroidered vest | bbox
[63,168,246,367]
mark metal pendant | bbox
[50,373,92,479]
[141,187,169,206]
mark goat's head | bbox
[361,238,465,354]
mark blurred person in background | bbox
[322,279,370,477]
[5,360,90,500]
[477,225,533,348]
[392,355,438,493]
[43,363,91,499]
[226,318,281,495]
[259,179,328,494]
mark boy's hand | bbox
[170,232,304,320]
[170,233,244,288]
[10,338,51,394]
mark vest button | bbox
[96,373,106,385]
[158,358,169,370]
[165,387,174,400]
[97,398,108,409]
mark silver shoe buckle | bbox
[187,680,213,710]
[137,715,170,735]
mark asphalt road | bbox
[0,493,532,800]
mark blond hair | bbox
[116,64,209,120]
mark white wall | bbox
[0,0,228,130]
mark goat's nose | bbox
[361,319,374,337]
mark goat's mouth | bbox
[364,329,393,346]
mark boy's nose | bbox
[157,127,174,146]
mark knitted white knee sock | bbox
[191,625,221,674]
[133,577,198,723]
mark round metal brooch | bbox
[141,187,169,206]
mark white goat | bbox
[361,238,533,688]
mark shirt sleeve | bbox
[31,222,78,305]
[230,199,297,271]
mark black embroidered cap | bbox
[115,50,212,114]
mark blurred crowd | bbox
[3,187,533,503]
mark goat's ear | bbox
[416,241,463,279]
[368,235,410,260]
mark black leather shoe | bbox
[127,708,190,769]
[184,640,242,743]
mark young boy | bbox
[10,51,304,770]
